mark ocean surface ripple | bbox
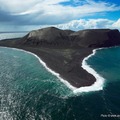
[0,38,120,119]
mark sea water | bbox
[0,32,27,40]
[0,33,120,120]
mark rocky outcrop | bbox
[70,29,120,48]
[22,27,74,47]
[21,27,120,48]
[0,27,120,88]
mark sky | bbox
[0,0,120,31]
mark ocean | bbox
[0,33,120,120]
[0,32,28,40]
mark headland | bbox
[0,27,120,88]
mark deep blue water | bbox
[86,47,120,118]
[0,33,120,120]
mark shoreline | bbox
[80,48,105,93]
[1,46,76,91]
[0,28,120,93]
[0,46,105,94]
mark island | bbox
[0,27,120,88]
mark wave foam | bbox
[1,47,105,94]
[10,47,76,91]
[74,49,105,93]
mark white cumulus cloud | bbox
[47,19,114,30]
[112,19,120,29]
[1,18,120,32]
[34,18,120,31]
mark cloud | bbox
[39,19,113,30]
[37,18,120,31]
[112,19,120,29]
[0,18,120,32]
[0,0,120,25]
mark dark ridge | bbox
[70,29,120,48]
[63,29,75,35]
[21,27,72,47]
[20,28,120,48]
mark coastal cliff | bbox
[0,27,120,88]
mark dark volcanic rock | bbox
[63,29,75,35]
[0,27,120,88]
[21,27,120,48]
[22,27,73,47]
[70,29,120,48]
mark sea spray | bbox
[78,49,105,93]
[1,47,105,94]
[11,47,76,91]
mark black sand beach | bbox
[0,27,120,88]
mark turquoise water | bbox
[0,47,120,120]
[0,33,120,120]
[0,47,72,120]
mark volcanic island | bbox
[0,27,120,88]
